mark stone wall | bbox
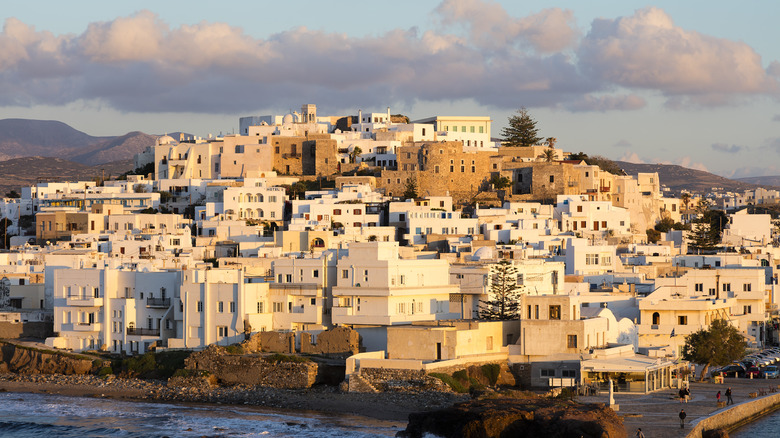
[687,391,780,438]
[300,326,361,358]
[356,367,450,393]
[0,321,53,339]
[241,331,295,353]
[184,345,319,389]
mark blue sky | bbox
[1,0,779,178]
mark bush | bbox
[118,350,193,380]
[481,363,501,386]
[452,369,469,381]
[263,353,310,363]
[97,366,113,376]
[224,344,244,355]
[429,372,468,393]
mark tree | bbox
[489,174,512,190]
[539,149,556,162]
[682,319,745,381]
[349,146,363,163]
[4,190,20,198]
[545,137,557,148]
[501,107,542,147]
[0,217,12,249]
[479,260,523,320]
[689,200,726,252]
[403,177,418,199]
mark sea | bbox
[731,408,780,437]
[0,392,404,437]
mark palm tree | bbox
[545,137,557,148]
[539,149,556,162]
[349,146,363,163]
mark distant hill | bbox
[0,156,134,197]
[736,175,780,187]
[615,161,777,194]
[0,119,155,165]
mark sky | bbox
[1,0,779,179]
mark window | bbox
[549,305,561,320]
[586,254,599,265]
[549,175,554,183]
[257,302,264,313]
[743,283,751,292]
[541,369,555,377]
[230,301,236,312]
[313,269,319,278]
[577,205,582,212]
[567,335,577,348]
[218,326,228,337]
[342,270,349,279]
[678,315,688,325]
[516,274,524,285]
[695,283,703,292]
[273,302,284,312]
[723,283,731,292]
[743,305,752,314]
[218,302,224,313]
[197,301,203,312]
[333,209,341,215]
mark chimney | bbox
[358,109,362,124]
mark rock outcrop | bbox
[399,397,626,438]
[184,345,319,389]
[0,342,97,375]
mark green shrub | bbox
[263,353,310,363]
[481,363,501,386]
[224,344,244,355]
[429,372,468,393]
[97,366,113,376]
[452,369,469,381]
[172,369,209,378]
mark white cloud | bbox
[577,8,779,105]
[0,3,776,115]
[619,151,643,163]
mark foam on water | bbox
[0,392,402,437]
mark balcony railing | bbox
[146,298,171,308]
[126,327,160,336]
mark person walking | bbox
[726,387,733,405]
[679,409,687,429]
[684,386,690,403]
[679,387,685,403]
[717,390,721,404]
[636,427,645,438]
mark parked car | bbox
[763,365,780,379]
[746,366,761,378]
[714,364,746,377]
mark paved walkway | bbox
[577,377,780,437]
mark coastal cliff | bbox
[398,396,626,438]
[0,342,99,375]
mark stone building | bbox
[377,141,494,202]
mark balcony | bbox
[600,185,611,192]
[127,327,160,337]
[146,298,171,308]
[73,322,101,332]
[66,296,103,307]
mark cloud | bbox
[0,3,776,115]
[773,114,780,122]
[435,0,579,53]
[577,7,779,106]
[676,157,708,172]
[619,151,643,163]
[566,94,646,112]
[762,137,780,153]
[711,143,745,154]
[725,165,780,179]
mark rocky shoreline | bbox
[0,373,470,422]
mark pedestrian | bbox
[636,427,645,438]
[717,390,721,404]
[679,409,687,429]
[684,386,690,403]
[726,387,733,405]
[679,387,685,403]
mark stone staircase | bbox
[348,372,379,393]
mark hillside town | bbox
[1,104,779,395]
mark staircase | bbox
[348,372,380,393]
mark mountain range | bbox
[0,118,779,198]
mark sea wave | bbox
[0,392,400,437]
